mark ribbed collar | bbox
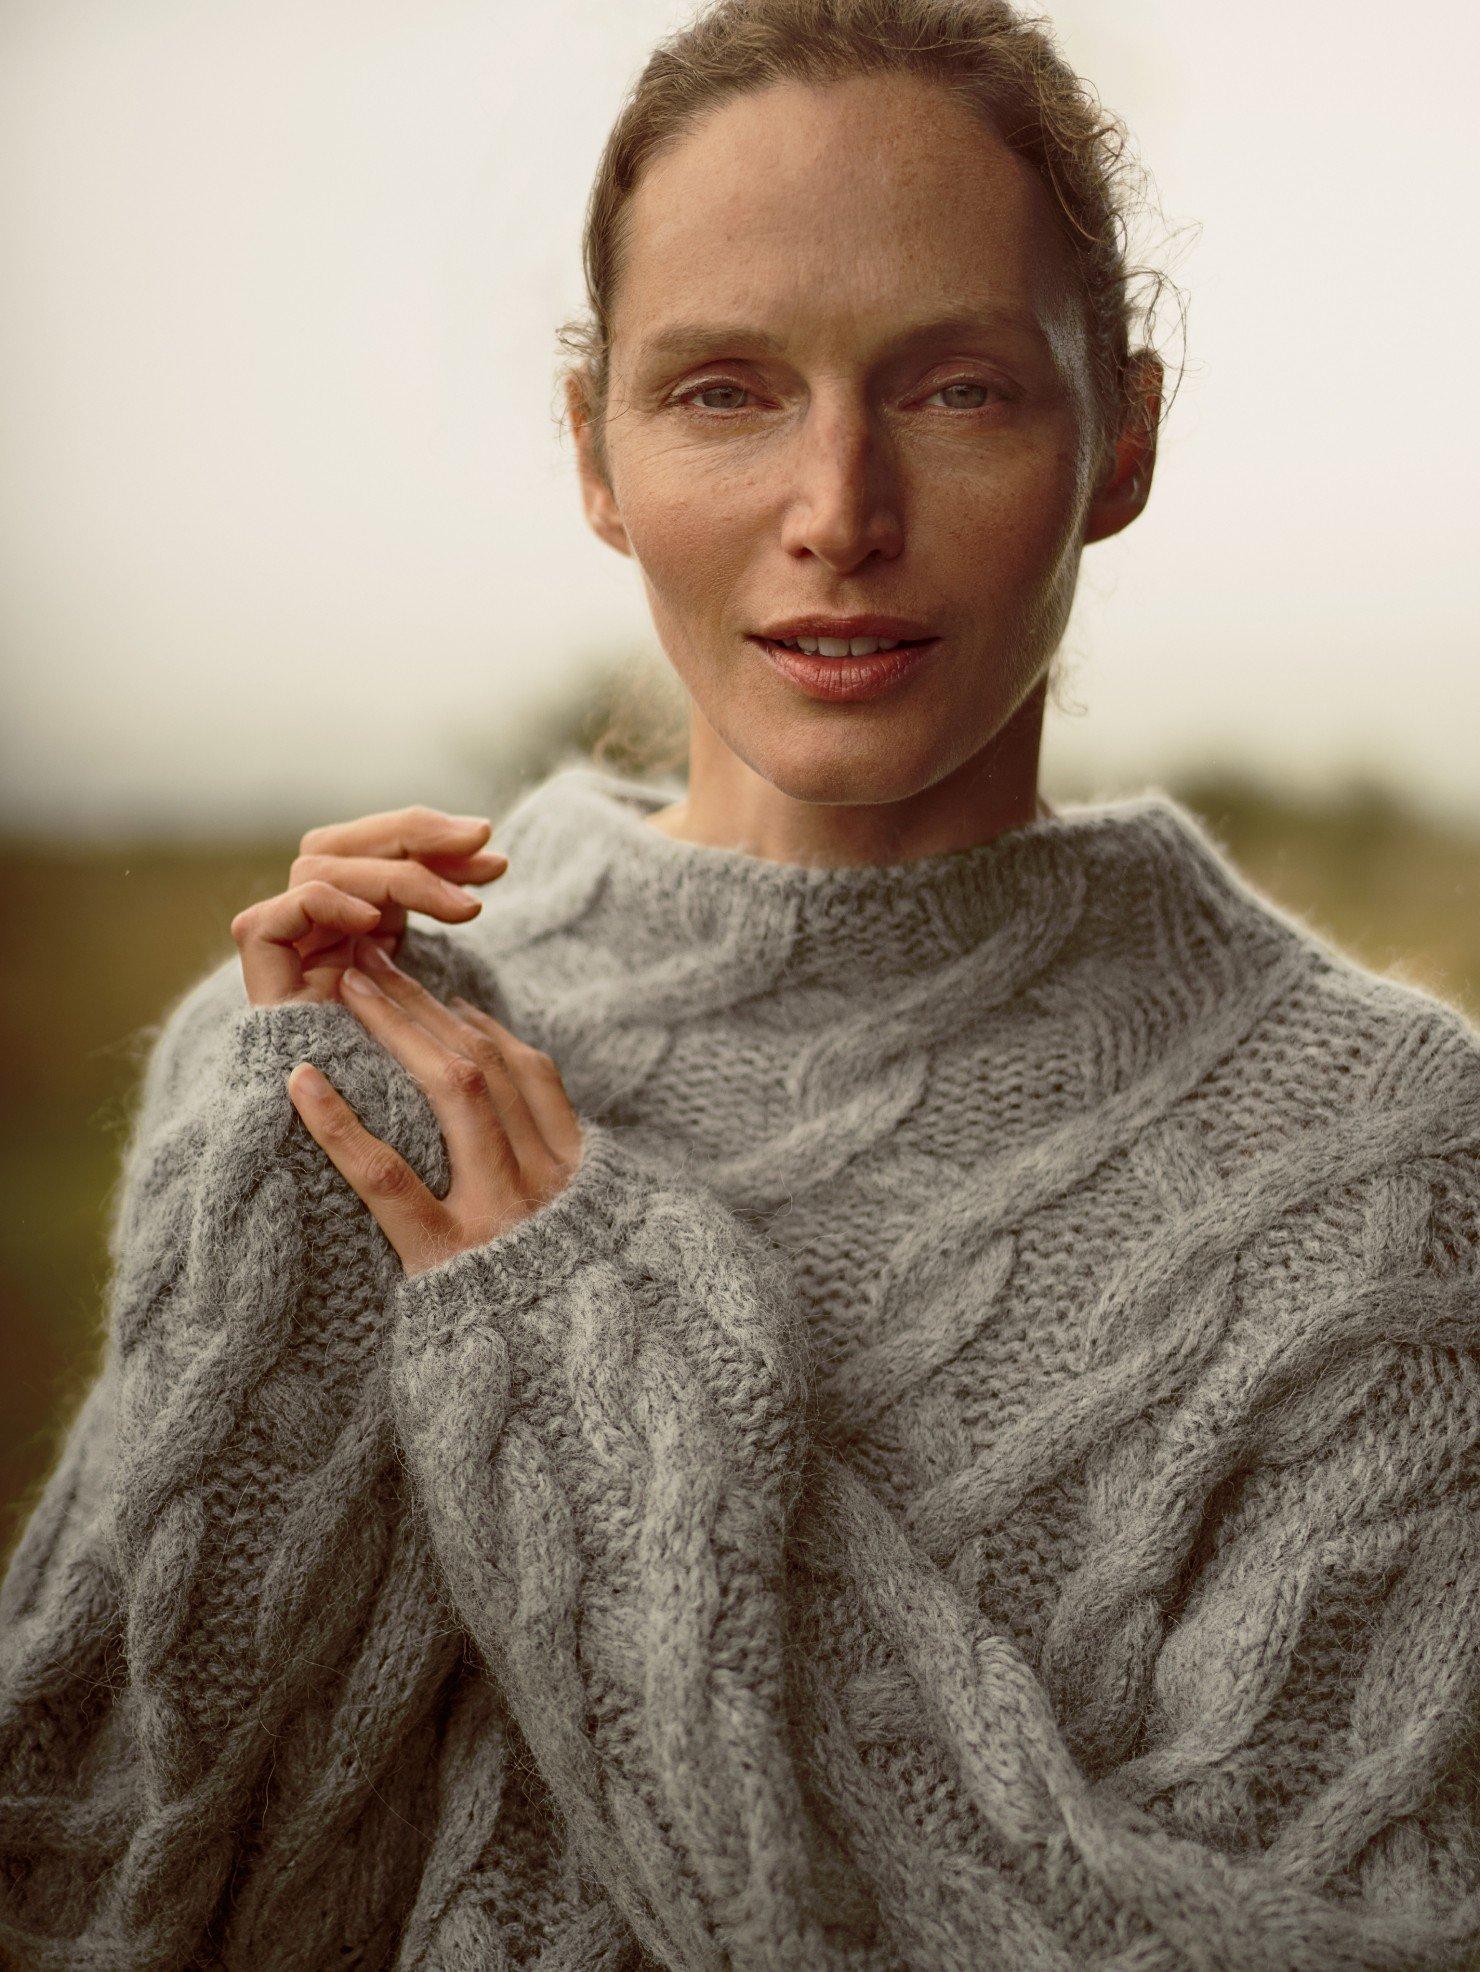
[473,760,1288,997]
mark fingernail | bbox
[342,967,374,995]
[360,941,393,971]
[288,1063,326,1096]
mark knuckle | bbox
[404,803,439,829]
[290,852,328,885]
[315,1104,357,1147]
[298,823,333,854]
[470,1035,512,1077]
[363,1147,414,1196]
[438,1054,488,1099]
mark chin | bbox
[730,723,955,810]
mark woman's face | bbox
[575,69,1153,812]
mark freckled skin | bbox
[568,70,1160,866]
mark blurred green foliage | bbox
[2,759,1477,1561]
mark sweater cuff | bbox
[231,999,375,1087]
[225,923,484,1090]
[390,1120,647,1343]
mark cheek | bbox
[934,441,1087,591]
[614,458,759,600]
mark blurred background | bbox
[3,0,1478,1550]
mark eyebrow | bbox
[636,305,1049,365]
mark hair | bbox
[553,0,1186,779]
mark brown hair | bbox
[554,0,1184,778]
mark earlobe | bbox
[567,375,633,558]
[593,510,634,558]
[582,476,632,558]
[1082,353,1162,546]
[1082,458,1151,546]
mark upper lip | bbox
[752,614,937,643]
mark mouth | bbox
[747,634,941,704]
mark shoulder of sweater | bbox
[1265,915,1480,1127]
[1147,791,1480,1123]
[132,950,249,1120]
[1155,855,1480,1444]
[1223,934,1480,1303]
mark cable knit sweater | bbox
[2,759,1478,1972]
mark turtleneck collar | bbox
[473,759,1284,996]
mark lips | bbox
[749,634,941,703]
[754,616,936,643]
[766,636,929,655]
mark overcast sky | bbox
[2,0,1477,838]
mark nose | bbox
[777,394,906,572]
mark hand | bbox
[284,937,584,1278]
[231,805,509,1007]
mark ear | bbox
[1081,350,1163,546]
[566,372,632,559]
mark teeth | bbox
[776,636,903,657]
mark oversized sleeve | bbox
[0,926,490,1972]
[387,1111,1480,1972]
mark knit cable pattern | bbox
[2,761,1477,1970]
[385,1092,1480,1971]
[0,927,490,1970]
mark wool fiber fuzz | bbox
[3,762,1478,1971]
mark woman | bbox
[3,2,1477,1967]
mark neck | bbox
[648,674,1052,866]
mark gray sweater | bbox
[2,760,1478,1972]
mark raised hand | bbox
[284,937,584,1277]
[231,804,509,1007]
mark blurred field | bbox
[2,770,1478,1562]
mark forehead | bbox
[614,71,1079,348]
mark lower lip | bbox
[749,636,940,702]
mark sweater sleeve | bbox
[0,925,490,1972]
[387,1120,1480,1972]
[1053,1141,1480,1958]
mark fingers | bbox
[231,880,383,1005]
[288,853,494,923]
[235,806,509,1011]
[334,942,581,1181]
[297,805,505,869]
[404,846,509,877]
[284,1064,451,1272]
[287,951,584,1276]
[336,959,543,1194]
[234,855,494,1008]
[346,940,493,1055]
[449,996,586,1167]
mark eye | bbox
[924,379,1010,410]
[667,374,1013,417]
[669,377,755,414]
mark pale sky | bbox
[2,0,1477,838]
